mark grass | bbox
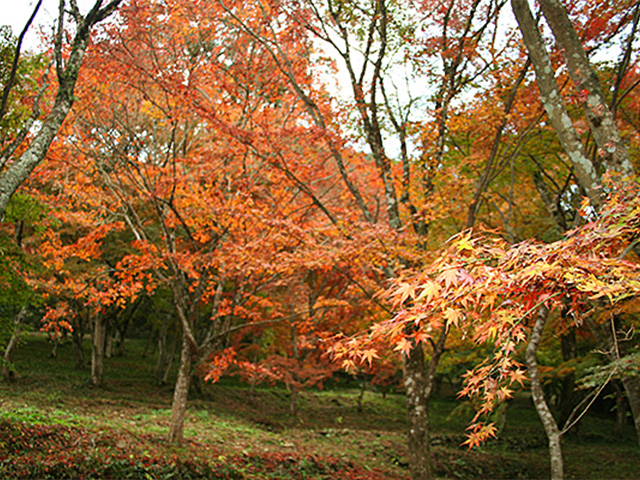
[0,332,638,479]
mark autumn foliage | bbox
[377,177,640,447]
[1,0,640,478]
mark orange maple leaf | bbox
[509,369,528,386]
[394,337,414,356]
[361,349,380,366]
[437,267,459,289]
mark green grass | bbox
[0,332,638,479]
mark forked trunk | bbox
[169,334,193,443]
[510,0,602,208]
[527,306,563,480]
[403,347,432,480]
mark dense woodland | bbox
[0,1,639,479]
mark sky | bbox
[0,0,95,50]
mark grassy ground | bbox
[0,332,638,479]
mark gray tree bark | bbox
[0,0,123,218]
[403,347,432,480]
[526,306,563,480]
[538,0,634,177]
[169,333,193,443]
[91,312,106,386]
[510,0,602,208]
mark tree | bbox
[0,0,123,219]
[0,193,43,380]
[52,0,380,443]
[385,177,639,480]
[510,1,640,454]
[215,1,512,476]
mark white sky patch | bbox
[0,0,97,51]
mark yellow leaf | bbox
[415,280,441,305]
[443,307,460,329]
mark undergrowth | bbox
[0,333,638,479]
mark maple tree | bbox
[0,1,638,479]
[213,1,525,476]
[35,0,388,444]
[331,1,640,475]
[372,176,639,480]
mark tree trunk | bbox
[0,0,124,218]
[403,347,432,480]
[289,384,299,416]
[91,313,106,386]
[112,327,122,357]
[155,312,172,385]
[169,333,193,443]
[612,381,627,436]
[510,0,602,208]
[526,306,563,480]
[620,375,640,446]
[538,0,634,177]
[2,306,27,381]
[115,318,129,357]
[72,317,85,369]
[104,318,113,359]
[50,335,59,358]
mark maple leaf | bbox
[413,329,431,344]
[462,423,498,450]
[437,267,458,289]
[509,369,528,386]
[443,307,460,329]
[458,268,474,288]
[342,359,356,372]
[457,235,475,253]
[394,337,414,356]
[393,281,415,308]
[511,326,527,343]
[415,280,441,305]
[498,386,514,402]
[361,348,380,367]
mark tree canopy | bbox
[1,1,639,479]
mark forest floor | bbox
[0,332,638,479]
